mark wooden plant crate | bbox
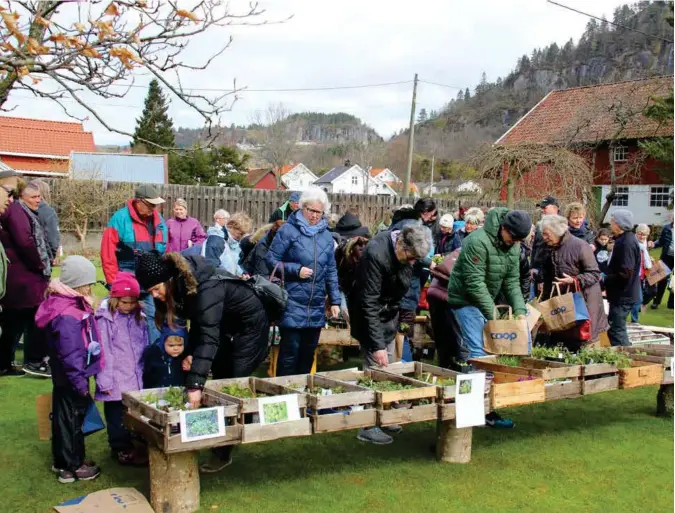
[203,377,311,443]
[580,363,620,395]
[122,387,241,454]
[261,374,377,433]
[618,361,664,389]
[319,368,438,426]
[484,371,545,408]
[618,346,674,385]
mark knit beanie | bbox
[440,213,455,228]
[135,251,174,291]
[111,272,141,298]
[611,209,634,231]
[60,255,97,289]
[502,210,532,240]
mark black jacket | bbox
[269,202,294,223]
[568,223,595,245]
[243,231,275,277]
[519,242,532,301]
[348,231,413,352]
[530,225,548,272]
[335,212,370,240]
[654,222,674,262]
[604,231,641,304]
[435,231,458,256]
[594,243,611,275]
[143,344,185,389]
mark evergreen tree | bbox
[464,87,471,100]
[132,79,175,153]
[456,89,464,101]
[417,108,428,123]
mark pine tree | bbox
[132,79,176,153]
[456,89,464,101]
[464,87,471,100]
[417,108,428,123]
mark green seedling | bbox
[221,384,267,398]
[497,355,522,367]
[358,378,414,392]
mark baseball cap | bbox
[536,196,559,209]
[0,169,19,180]
[135,184,165,205]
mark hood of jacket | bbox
[35,293,90,329]
[157,323,188,353]
[206,225,225,239]
[336,212,363,232]
[483,207,508,243]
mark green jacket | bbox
[446,207,526,320]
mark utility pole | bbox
[403,73,418,199]
[429,155,435,198]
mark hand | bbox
[330,305,340,318]
[372,349,389,367]
[182,355,193,372]
[648,241,655,249]
[555,273,575,285]
[516,314,526,320]
[430,261,437,270]
[187,389,202,409]
[537,283,543,293]
[299,267,314,279]
[590,244,596,252]
[241,274,250,280]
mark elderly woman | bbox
[451,206,484,251]
[266,187,341,376]
[212,209,230,231]
[540,214,608,350]
[564,202,595,247]
[166,198,206,253]
[632,224,654,322]
[203,212,252,276]
[31,179,60,262]
[0,181,52,377]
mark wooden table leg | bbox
[656,383,674,417]
[436,418,472,463]
[149,446,200,513]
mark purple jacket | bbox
[35,294,102,396]
[166,217,206,253]
[94,299,149,401]
[0,201,48,309]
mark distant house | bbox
[417,179,483,196]
[0,116,95,177]
[248,168,287,190]
[314,161,396,196]
[70,152,168,184]
[369,168,401,184]
[280,163,318,191]
[496,76,673,225]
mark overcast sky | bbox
[4,0,628,145]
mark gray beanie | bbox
[60,256,97,289]
[611,209,634,231]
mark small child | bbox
[95,272,149,466]
[35,256,102,484]
[594,228,612,281]
[143,324,189,388]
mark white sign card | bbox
[257,394,301,425]
[179,406,225,443]
[670,357,674,378]
[455,372,487,429]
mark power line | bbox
[419,79,462,90]
[547,0,674,44]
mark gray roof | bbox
[70,152,167,184]
[314,165,350,184]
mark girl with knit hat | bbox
[95,272,149,466]
[35,255,102,483]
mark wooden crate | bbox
[618,361,664,389]
[319,368,438,426]
[122,387,242,454]
[486,371,545,408]
[203,377,311,443]
[581,363,620,395]
[618,346,674,385]
[260,374,377,433]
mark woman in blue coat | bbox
[266,187,341,376]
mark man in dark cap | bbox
[269,191,301,223]
[101,184,167,343]
[531,196,560,283]
[446,207,531,428]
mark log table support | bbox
[149,446,200,513]
[436,419,472,463]
[656,384,674,418]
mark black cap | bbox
[536,196,559,209]
[502,210,532,241]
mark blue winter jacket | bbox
[265,210,341,328]
[143,324,188,389]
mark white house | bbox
[314,161,397,196]
[279,163,318,191]
[369,167,401,184]
[599,184,673,226]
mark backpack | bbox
[212,270,288,323]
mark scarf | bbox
[295,211,326,237]
[47,278,97,308]
[568,224,590,241]
[20,201,51,277]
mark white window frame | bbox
[614,186,629,207]
[649,186,672,208]
[351,175,358,186]
[613,145,628,162]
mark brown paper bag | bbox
[537,283,577,332]
[36,393,52,441]
[524,303,542,332]
[483,305,530,355]
[646,260,671,286]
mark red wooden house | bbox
[247,168,287,190]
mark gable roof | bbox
[314,165,351,184]
[247,168,277,187]
[280,164,296,176]
[0,115,95,157]
[369,167,385,177]
[496,76,674,146]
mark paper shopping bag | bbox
[36,393,52,441]
[647,260,672,286]
[537,283,589,332]
[483,305,530,355]
[524,303,542,332]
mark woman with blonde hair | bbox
[564,202,595,247]
[166,198,206,253]
[203,212,252,276]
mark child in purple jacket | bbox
[35,256,102,484]
[95,272,149,466]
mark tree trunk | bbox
[506,171,515,209]
[436,419,472,463]
[148,446,200,513]
[656,384,673,418]
[599,145,616,224]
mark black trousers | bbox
[653,255,674,306]
[0,307,47,369]
[428,296,461,368]
[103,401,133,453]
[52,386,88,472]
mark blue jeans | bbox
[277,327,322,376]
[608,301,632,347]
[631,284,643,323]
[141,295,160,345]
[450,306,488,360]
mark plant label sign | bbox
[179,406,225,443]
[258,394,301,425]
[455,372,486,429]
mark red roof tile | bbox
[497,76,674,146]
[279,164,296,176]
[0,116,95,156]
[369,167,385,177]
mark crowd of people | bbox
[0,174,672,482]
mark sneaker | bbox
[485,411,515,429]
[356,427,393,445]
[651,304,660,310]
[0,366,25,377]
[74,464,101,481]
[57,470,76,484]
[52,459,96,474]
[382,424,403,434]
[23,361,51,378]
[199,454,233,474]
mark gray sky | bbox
[4,0,628,145]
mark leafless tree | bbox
[345,140,386,194]
[250,103,298,189]
[0,1,287,150]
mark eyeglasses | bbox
[304,206,323,216]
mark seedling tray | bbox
[617,346,674,385]
[618,360,664,389]
[122,387,241,453]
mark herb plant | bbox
[221,384,267,398]
[497,356,522,367]
[358,378,414,392]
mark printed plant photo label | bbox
[257,394,301,425]
[179,406,225,443]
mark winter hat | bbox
[111,272,141,298]
[135,251,174,291]
[611,209,634,231]
[440,214,455,228]
[502,210,532,241]
[289,191,301,203]
[60,255,97,289]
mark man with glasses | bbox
[101,185,167,343]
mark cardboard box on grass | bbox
[54,488,153,513]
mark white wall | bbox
[332,167,364,194]
[600,184,673,226]
[282,165,317,191]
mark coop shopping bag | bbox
[646,260,672,286]
[483,305,530,356]
[537,283,589,332]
